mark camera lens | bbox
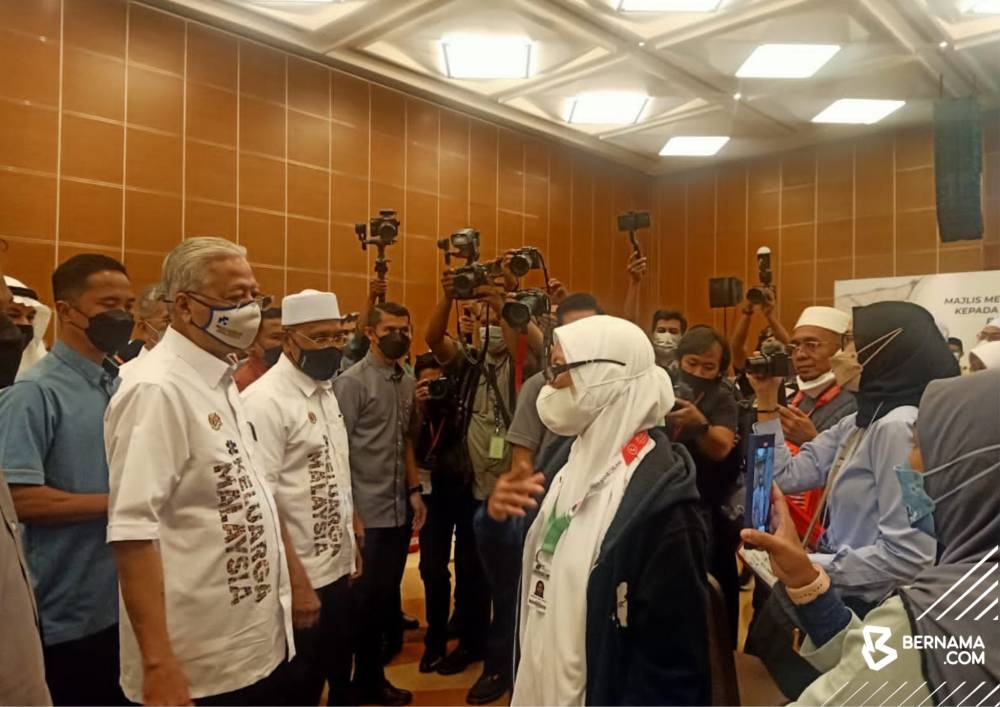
[508,254,530,277]
[501,301,531,329]
[453,272,474,299]
[428,379,448,400]
[746,287,764,305]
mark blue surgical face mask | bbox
[896,443,1000,534]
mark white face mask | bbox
[536,383,597,437]
[653,331,680,349]
[480,325,506,355]
[194,298,262,351]
[796,371,837,397]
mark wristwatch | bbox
[408,484,424,496]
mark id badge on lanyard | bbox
[528,431,653,614]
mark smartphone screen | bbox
[745,433,776,533]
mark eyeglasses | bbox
[544,358,626,383]
[287,329,346,348]
[183,291,273,310]
[788,340,825,354]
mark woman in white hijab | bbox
[969,339,1000,371]
[510,315,711,706]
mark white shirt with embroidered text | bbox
[242,353,356,588]
[105,327,294,702]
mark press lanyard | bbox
[425,420,445,458]
[538,431,652,557]
[791,383,842,418]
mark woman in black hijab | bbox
[744,369,1000,707]
[750,301,960,613]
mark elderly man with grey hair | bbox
[117,283,169,364]
[105,237,294,705]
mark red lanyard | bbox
[425,420,445,458]
[791,383,842,418]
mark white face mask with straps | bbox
[830,327,903,392]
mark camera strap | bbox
[484,362,512,429]
[515,334,528,393]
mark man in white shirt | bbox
[105,237,294,706]
[242,289,361,706]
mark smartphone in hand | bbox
[745,433,776,535]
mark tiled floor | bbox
[384,552,784,707]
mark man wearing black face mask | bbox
[0,253,134,706]
[333,301,426,706]
[667,325,741,640]
[242,289,362,706]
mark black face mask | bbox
[679,369,718,399]
[0,315,25,388]
[263,345,283,368]
[297,345,343,381]
[17,324,34,351]
[78,309,134,355]
[378,331,411,361]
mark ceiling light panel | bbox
[251,0,336,4]
[969,0,1000,12]
[618,0,722,11]
[567,92,649,124]
[735,44,841,78]
[811,99,905,124]
[659,136,730,156]
[441,35,532,79]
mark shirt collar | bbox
[364,350,403,381]
[274,352,331,397]
[159,327,236,389]
[50,341,115,388]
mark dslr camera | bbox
[437,227,503,300]
[507,247,543,278]
[427,376,454,401]
[671,380,694,410]
[746,246,774,306]
[745,339,793,379]
[356,209,400,248]
[502,288,549,330]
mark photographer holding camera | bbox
[730,247,790,377]
[424,256,544,703]
[411,353,490,677]
[666,325,741,637]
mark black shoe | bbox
[359,680,413,707]
[436,645,482,676]
[381,638,403,666]
[466,670,510,705]
[401,611,420,631]
[419,645,446,674]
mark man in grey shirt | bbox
[333,301,425,707]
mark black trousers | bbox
[286,576,354,706]
[43,623,127,706]
[352,524,412,690]
[478,511,519,680]
[196,663,288,706]
[419,482,490,653]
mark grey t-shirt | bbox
[333,352,416,528]
[506,371,562,463]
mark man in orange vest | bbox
[778,306,856,543]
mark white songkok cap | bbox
[281,289,341,326]
[971,341,1000,370]
[985,316,1000,330]
[794,306,850,335]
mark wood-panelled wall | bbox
[0,0,653,337]
[647,118,1000,339]
[1,0,997,342]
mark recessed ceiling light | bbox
[735,43,841,78]
[441,35,532,80]
[969,0,1000,13]
[733,92,742,100]
[251,0,337,4]
[567,92,649,125]
[638,41,646,47]
[659,136,730,156]
[938,40,949,48]
[618,0,722,11]
[812,99,905,124]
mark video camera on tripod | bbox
[356,209,400,304]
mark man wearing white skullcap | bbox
[978,316,1000,343]
[3,275,52,377]
[970,340,1000,371]
[242,289,361,706]
[780,307,857,449]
